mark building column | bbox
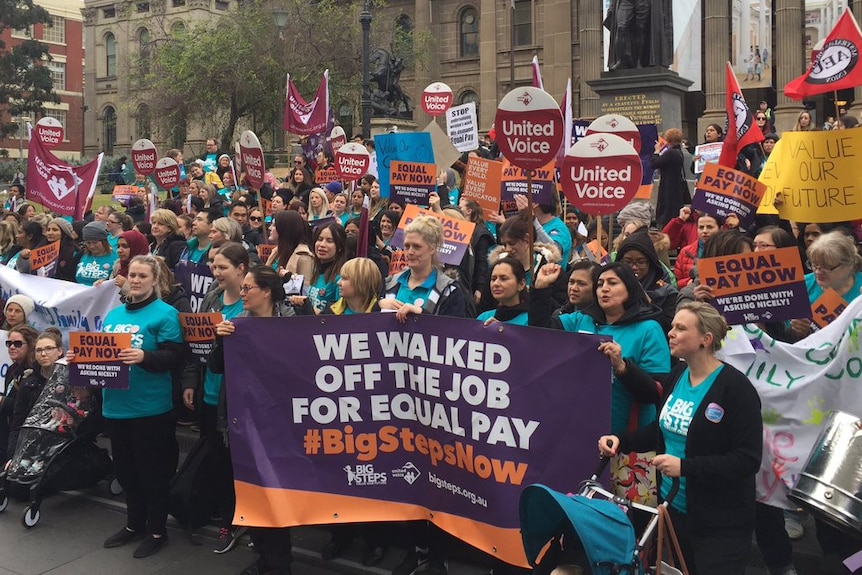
[773,0,805,133]
[542,0,572,103]
[698,0,731,136]
[478,0,498,130]
[577,0,601,119]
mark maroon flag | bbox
[531,55,543,90]
[283,70,329,135]
[785,11,862,99]
[26,136,103,219]
[718,61,763,168]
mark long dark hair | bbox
[21,221,47,249]
[593,262,648,312]
[247,265,286,308]
[490,256,527,304]
[273,210,311,269]
[311,222,347,284]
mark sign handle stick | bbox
[834,90,841,126]
[596,215,603,262]
[526,172,535,286]
[607,213,614,254]
[256,186,268,240]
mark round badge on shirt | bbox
[414,298,425,307]
[705,402,725,423]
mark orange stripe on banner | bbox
[232,481,529,567]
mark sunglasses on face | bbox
[5,340,25,348]
[249,216,262,222]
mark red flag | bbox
[283,70,330,135]
[718,61,763,168]
[531,56,543,90]
[785,10,862,100]
[26,136,103,219]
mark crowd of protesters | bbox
[0,125,860,575]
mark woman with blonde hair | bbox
[0,220,19,264]
[199,183,224,213]
[307,187,331,222]
[149,208,186,269]
[325,257,382,314]
[381,215,466,320]
[793,110,815,132]
[208,217,243,245]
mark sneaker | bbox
[214,526,247,554]
[104,527,144,548]
[784,516,804,540]
[177,418,196,427]
[133,534,168,558]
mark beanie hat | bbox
[763,133,780,143]
[5,294,35,318]
[324,181,343,195]
[50,217,76,240]
[82,221,108,242]
[618,201,655,228]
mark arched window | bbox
[459,90,479,119]
[103,106,116,155]
[136,104,151,139]
[170,21,186,37]
[460,8,479,58]
[395,14,413,55]
[138,28,151,73]
[105,32,116,76]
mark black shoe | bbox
[103,527,144,548]
[362,545,386,566]
[321,537,349,560]
[133,535,168,558]
[214,526,247,554]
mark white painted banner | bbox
[718,296,862,509]
[446,102,479,153]
[0,266,120,343]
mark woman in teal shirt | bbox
[477,257,528,325]
[75,221,117,286]
[297,222,346,314]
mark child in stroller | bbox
[0,363,113,528]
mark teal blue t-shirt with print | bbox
[76,252,117,286]
[394,269,438,307]
[202,296,244,407]
[476,309,528,325]
[101,298,184,419]
[658,365,724,513]
[308,274,340,314]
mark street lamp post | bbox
[360,0,372,138]
[272,6,290,155]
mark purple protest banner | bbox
[223,313,611,567]
[691,163,766,230]
[69,362,129,389]
[697,247,810,324]
[499,159,555,216]
[68,332,131,389]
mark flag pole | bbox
[509,1,515,89]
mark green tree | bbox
[0,0,60,139]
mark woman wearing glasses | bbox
[7,328,63,461]
[208,265,295,575]
[0,325,38,464]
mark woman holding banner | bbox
[599,302,763,575]
[8,221,48,275]
[265,211,314,291]
[531,262,669,504]
[208,265,295,575]
[298,223,347,315]
[381,215,467,321]
[45,218,80,283]
[89,255,186,558]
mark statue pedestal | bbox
[370,118,417,137]
[586,68,693,130]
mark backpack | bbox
[168,436,218,530]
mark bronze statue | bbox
[369,48,413,119]
[604,0,673,71]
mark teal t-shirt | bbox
[477,309,528,326]
[202,296,244,407]
[658,365,724,513]
[107,234,119,251]
[394,269,438,307]
[805,271,862,305]
[101,298,184,419]
[76,252,117,286]
[308,273,340,314]
[558,311,670,435]
[542,217,573,270]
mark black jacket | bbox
[617,231,678,333]
[619,362,762,535]
[152,233,187,270]
[7,369,47,457]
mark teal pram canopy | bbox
[520,484,637,575]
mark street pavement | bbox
[0,427,840,575]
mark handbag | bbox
[654,505,690,575]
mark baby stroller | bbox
[519,455,686,575]
[0,363,114,528]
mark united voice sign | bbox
[586,114,641,153]
[421,82,454,116]
[239,130,265,189]
[494,87,563,170]
[153,157,180,190]
[35,117,64,150]
[334,142,371,181]
[560,133,642,215]
[131,139,158,176]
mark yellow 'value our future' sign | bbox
[758,130,862,222]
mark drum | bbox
[789,410,862,534]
